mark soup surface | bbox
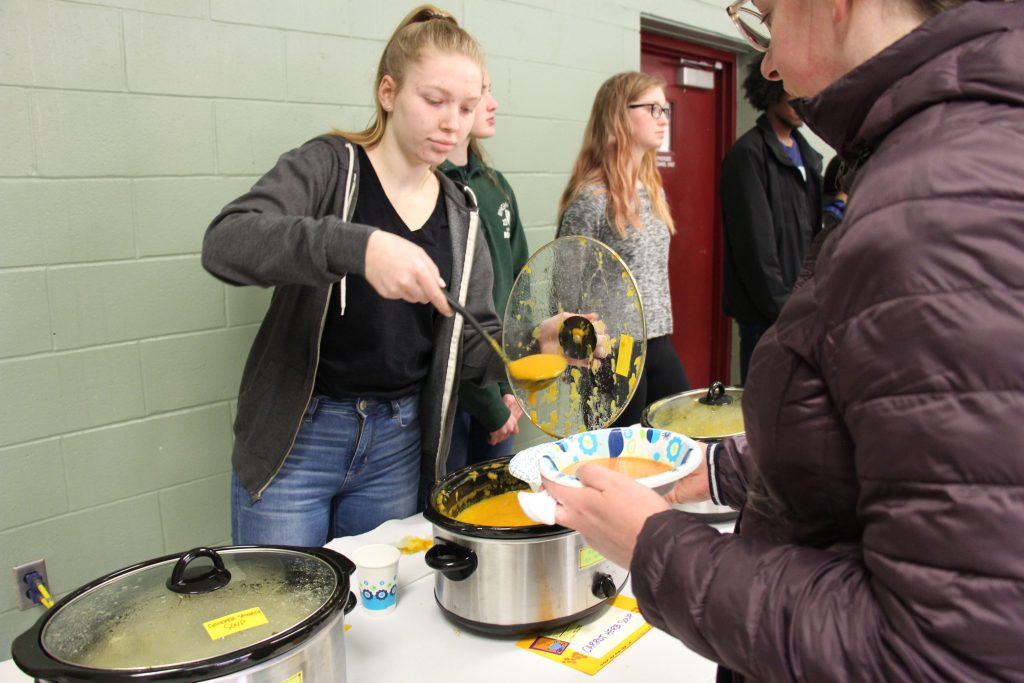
[653,398,744,438]
[455,491,536,527]
[562,456,672,479]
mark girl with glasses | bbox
[556,71,691,428]
[202,5,507,546]
[546,0,1024,680]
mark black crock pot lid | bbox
[11,546,353,682]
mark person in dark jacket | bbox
[545,0,1024,681]
[720,55,823,383]
[440,67,529,471]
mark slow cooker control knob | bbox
[592,573,617,599]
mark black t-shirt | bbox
[315,146,453,400]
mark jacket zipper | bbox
[253,141,358,503]
[434,185,480,480]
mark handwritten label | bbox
[579,546,604,569]
[614,335,634,377]
[203,607,269,641]
[579,611,636,659]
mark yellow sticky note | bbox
[281,673,303,683]
[203,607,269,640]
[579,546,605,569]
[516,596,652,676]
[614,335,634,377]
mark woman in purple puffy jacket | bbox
[546,0,1024,680]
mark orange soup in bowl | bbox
[562,457,672,479]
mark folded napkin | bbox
[517,490,558,525]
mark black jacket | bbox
[720,115,822,325]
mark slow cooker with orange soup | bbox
[424,237,647,633]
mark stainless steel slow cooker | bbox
[12,545,356,682]
[421,238,638,634]
[423,459,628,635]
[643,381,744,522]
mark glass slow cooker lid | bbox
[40,547,339,670]
[502,236,648,437]
[645,382,745,440]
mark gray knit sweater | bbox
[557,184,674,338]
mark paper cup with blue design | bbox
[353,544,400,615]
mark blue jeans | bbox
[232,394,421,546]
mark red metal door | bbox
[642,34,736,388]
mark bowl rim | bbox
[537,427,701,490]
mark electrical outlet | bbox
[12,559,49,611]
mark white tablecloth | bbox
[2,515,729,683]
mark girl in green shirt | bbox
[440,68,530,469]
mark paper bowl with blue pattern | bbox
[537,426,700,495]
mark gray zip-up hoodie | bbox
[202,135,506,501]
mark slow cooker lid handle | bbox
[699,381,733,407]
[166,547,232,594]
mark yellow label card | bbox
[281,673,303,683]
[614,335,634,377]
[579,546,605,569]
[516,596,651,675]
[203,607,269,640]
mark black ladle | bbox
[443,291,564,393]
[557,314,599,361]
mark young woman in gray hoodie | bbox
[202,5,505,546]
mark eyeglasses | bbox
[628,103,671,120]
[727,0,770,52]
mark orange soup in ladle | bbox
[442,292,568,393]
[507,353,568,392]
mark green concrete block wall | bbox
[0,0,828,653]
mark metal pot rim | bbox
[641,385,746,441]
[426,459,570,540]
